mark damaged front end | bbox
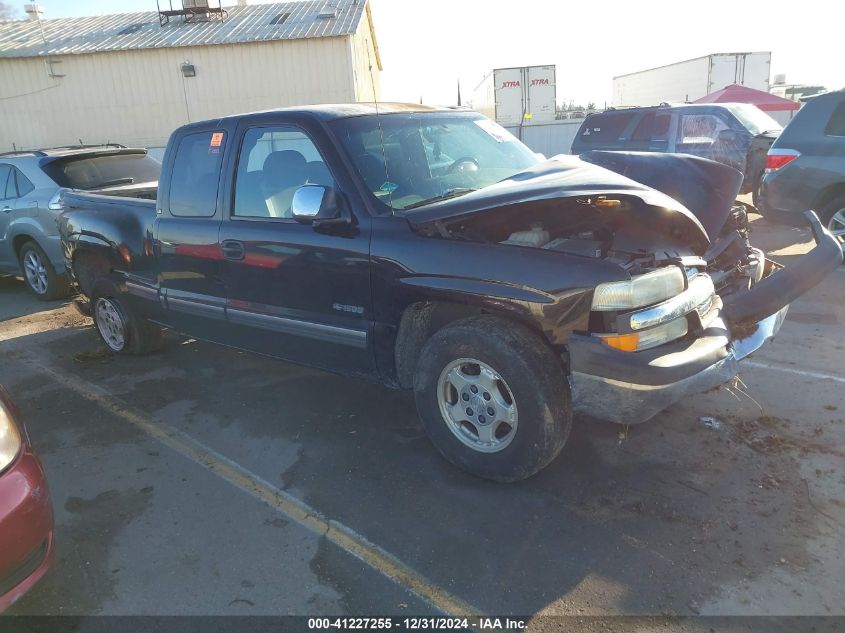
[568,207,839,424]
[408,153,842,424]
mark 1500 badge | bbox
[333,303,365,315]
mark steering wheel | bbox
[447,156,480,174]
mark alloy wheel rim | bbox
[437,358,518,453]
[95,298,126,351]
[23,250,48,294]
[827,209,845,253]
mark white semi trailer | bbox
[470,65,557,127]
[612,52,772,107]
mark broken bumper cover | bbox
[569,210,842,425]
[569,310,786,424]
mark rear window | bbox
[824,101,845,136]
[168,131,226,218]
[44,152,160,190]
[578,112,636,143]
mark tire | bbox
[751,171,763,210]
[18,240,70,301]
[819,194,845,257]
[90,278,162,355]
[413,316,572,482]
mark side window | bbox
[632,113,672,141]
[168,131,226,217]
[0,165,11,200]
[579,113,635,143]
[824,101,845,137]
[12,168,34,198]
[677,114,729,144]
[233,126,332,219]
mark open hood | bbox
[579,151,744,241]
[404,153,743,252]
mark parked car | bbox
[759,90,845,250]
[0,385,53,612]
[0,145,160,299]
[57,104,841,481]
[571,103,782,203]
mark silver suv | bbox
[0,145,159,299]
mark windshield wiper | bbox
[89,177,135,189]
[402,188,476,210]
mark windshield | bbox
[329,112,539,212]
[44,152,161,190]
[724,104,782,135]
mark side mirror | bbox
[291,185,350,229]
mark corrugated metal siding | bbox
[0,36,358,151]
[0,1,365,58]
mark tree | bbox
[0,2,19,19]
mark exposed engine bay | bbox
[414,193,775,348]
[418,194,767,294]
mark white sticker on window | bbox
[473,118,514,143]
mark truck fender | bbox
[390,278,574,389]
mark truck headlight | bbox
[591,267,685,311]
[0,394,22,474]
[597,317,689,352]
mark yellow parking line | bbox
[22,354,480,617]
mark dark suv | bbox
[571,103,782,200]
[759,90,845,248]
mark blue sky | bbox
[17,0,844,106]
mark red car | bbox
[0,386,53,612]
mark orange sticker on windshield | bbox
[210,132,224,147]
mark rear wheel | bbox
[414,316,572,482]
[18,240,70,300]
[91,278,162,355]
[820,194,845,256]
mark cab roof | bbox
[192,103,464,129]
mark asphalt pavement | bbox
[0,216,843,623]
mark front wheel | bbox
[414,316,572,482]
[91,279,162,355]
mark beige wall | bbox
[0,36,360,152]
[349,9,381,103]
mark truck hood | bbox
[404,153,744,252]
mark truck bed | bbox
[58,190,159,295]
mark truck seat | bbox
[261,150,309,218]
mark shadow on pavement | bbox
[2,323,828,617]
[0,275,70,322]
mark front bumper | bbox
[0,448,54,613]
[569,211,842,424]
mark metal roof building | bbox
[0,0,383,151]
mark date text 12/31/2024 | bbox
[307,618,527,630]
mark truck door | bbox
[156,127,229,342]
[217,119,374,376]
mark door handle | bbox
[1,207,12,214]
[221,240,245,261]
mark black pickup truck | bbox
[58,104,842,481]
